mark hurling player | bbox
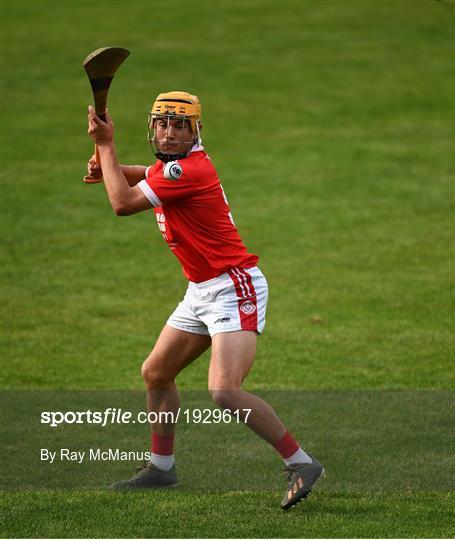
[86,92,324,509]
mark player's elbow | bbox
[111,189,149,216]
[113,203,133,216]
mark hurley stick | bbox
[84,145,103,184]
[82,47,130,183]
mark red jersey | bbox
[137,148,258,282]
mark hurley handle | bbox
[83,145,103,184]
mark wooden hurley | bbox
[82,47,130,183]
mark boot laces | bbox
[283,465,301,484]
[135,460,148,473]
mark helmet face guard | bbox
[148,91,202,163]
[147,112,201,163]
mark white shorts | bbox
[167,266,268,337]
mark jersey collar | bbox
[189,143,204,153]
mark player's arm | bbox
[87,156,146,187]
[120,165,147,186]
[87,106,152,216]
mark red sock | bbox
[151,433,174,455]
[273,431,300,459]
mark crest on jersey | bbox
[240,301,256,314]
[163,161,183,181]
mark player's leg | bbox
[142,324,211,425]
[208,330,288,443]
[208,330,324,509]
[110,325,211,490]
[142,324,211,451]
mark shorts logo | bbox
[214,317,230,324]
[239,301,256,315]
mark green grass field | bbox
[2,0,454,537]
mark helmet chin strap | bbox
[154,150,189,163]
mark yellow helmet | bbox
[151,91,201,131]
[148,91,202,162]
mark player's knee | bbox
[209,388,238,410]
[141,358,172,389]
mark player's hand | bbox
[87,153,103,179]
[87,105,114,146]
